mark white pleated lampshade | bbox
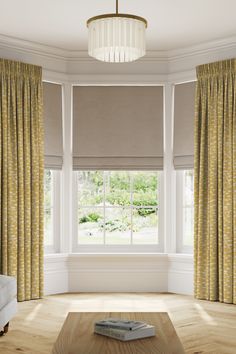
[87,16,147,63]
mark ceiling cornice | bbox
[168,35,236,62]
[0,33,236,63]
[0,33,236,79]
[0,33,68,60]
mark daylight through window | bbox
[75,171,161,247]
[182,170,194,248]
[44,169,53,247]
[44,169,61,253]
[176,169,194,253]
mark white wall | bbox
[44,254,68,295]
[1,34,235,297]
[44,254,193,295]
[168,254,194,295]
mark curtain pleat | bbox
[194,58,236,304]
[0,59,44,301]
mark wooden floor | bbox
[0,293,235,354]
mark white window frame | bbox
[72,171,164,253]
[44,170,61,254]
[176,170,194,254]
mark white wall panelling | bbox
[44,254,193,294]
[168,254,194,295]
[44,254,68,295]
[68,254,168,293]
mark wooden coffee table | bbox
[52,312,185,354]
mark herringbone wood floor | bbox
[0,293,235,354]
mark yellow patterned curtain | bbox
[0,59,44,301]
[194,59,236,304]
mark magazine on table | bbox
[94,318,156,341]
[95,318,147,331]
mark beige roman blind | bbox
[43,82,63,169]
[73,86,163,170]
[173,81,196,169]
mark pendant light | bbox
[87,0,147,63]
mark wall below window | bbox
[44,254,68,295]
[44,253,193,295]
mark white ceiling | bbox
[0,0,236,52]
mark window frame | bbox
[72,170,164,253]
[176,170,194,254]
[44,169,61,254]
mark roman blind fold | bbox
[173,81,195,169]
[73,86,163,170]
[43,82,63,169]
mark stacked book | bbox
[94,318,155,342]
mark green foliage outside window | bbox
[78,171,159,235]
[79,212,101,223]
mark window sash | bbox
[44,170,61,254]
[176,170,194,254]
[72,171,163,253]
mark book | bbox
[94,324,155,342]
[95,318,147,331]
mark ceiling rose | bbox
[87,0,147,63]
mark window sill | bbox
[69,252,167,257]
[44,252,193,260]
[72,244,164,254]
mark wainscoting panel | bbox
[68,254,168,292]
[44,254,69,295]
[44,253,194,295]
[168,254,194,295]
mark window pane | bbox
[44,170,53,210]
[77,171,103,206]
[78,207,104,244]
[44,209,53,246]
[182,170,194,249]
[76,170,160,248]
[132,171,158,208]
[105,207,131,244]
[133,207,158,244]
[44,170,53,246]
[105,171,131,207]
[183,170,194,206]
[183,207,194,246]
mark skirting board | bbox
[44,253,193,295]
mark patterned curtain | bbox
[194,58,236,304]
[0,59,44,301]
